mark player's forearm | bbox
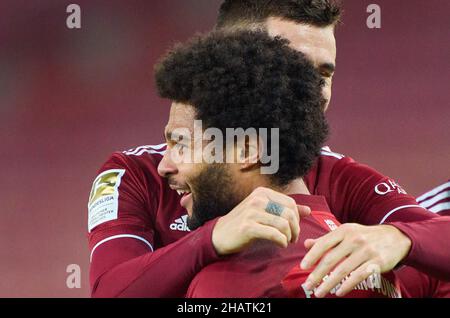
[387,216,450,280]
[91,219,220,298]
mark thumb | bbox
[297,205,312,217]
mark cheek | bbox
[179,163,204,183]
[321,82,332,111]
[177,162,195,177]
[322,82,332,99]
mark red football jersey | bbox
[88,144,187,253]
[186,195,402,298]
[396,180,450,298]
[88,144,220,297]
[87,144,450,297]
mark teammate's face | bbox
[158,103,245,229]
[266,18,336,111]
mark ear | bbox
[237,135,263,171]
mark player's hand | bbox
[300,223,411,298]
[212,187,311,256]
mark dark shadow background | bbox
[0,0,449,297]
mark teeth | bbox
[176,189,190,195]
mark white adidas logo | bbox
[170,215,190,232]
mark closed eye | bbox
[319,63,336,78]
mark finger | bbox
[280,207,300,243]
[249,223,289,248]
[297,205,311,217]
[305,242,355,295]
[260,187,299,215]
[304,238,316,250]
[245,189,296,221]
[301,230,344,270]
[335,261,381,297]
[253,196,300,244]
[253,210,293,243]
[313,250,368,298]
[248,188,304,243]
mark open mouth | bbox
[173,188,193,213]
[175,189,190,196]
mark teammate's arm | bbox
[396,185,450,299]
[328,158,450,278]
[301,156,450,297]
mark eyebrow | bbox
[319,63,336,74]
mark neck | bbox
[284,178,310,195]
[239,171,310,197]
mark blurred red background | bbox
[0,0,448,297]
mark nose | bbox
[157,149,178,178]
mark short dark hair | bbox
[216,0,342,29]
[155,30,329,187]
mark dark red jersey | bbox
[396,266,450,298]
[88,144,220,297]
[87,144,450,297]
[187,195,402,298]
[396,182,450,298]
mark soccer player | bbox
[155,29,402,298]
[87,0,450,297]
[208,0,450,298]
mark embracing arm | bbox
[388,216,450,280]
[329,157,450,279]
[300,155,450,297]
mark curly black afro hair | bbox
[155,30,329,187]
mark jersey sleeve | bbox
[87,152,220,297]
[327,157,450,279]
[91,218,220,298]
[387,216,450,280]
[88,152,157,254]
[327,157,428,225]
